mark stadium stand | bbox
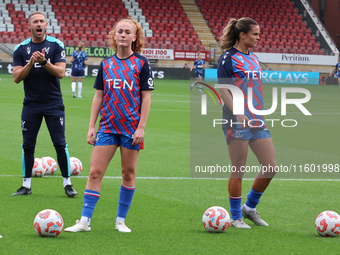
[196,0,324,55]
[138,0,204,51]
[0,0,204,51]
[0,0,328,55]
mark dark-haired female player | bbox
[218,17,277,228]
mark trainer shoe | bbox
[77,95,82,98]
[115,221,131,233]
[190,82,196,91]
[241,205,269,226]
[64,184,77,198]
[230,218,251,229]
[11,186,32,196]
[64,220,91,232]
[72,92,76,98]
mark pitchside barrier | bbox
[2,62,339,84]
[1,62,198,80]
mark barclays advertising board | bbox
[204,69,319,85]
[262,71,319,85]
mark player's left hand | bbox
[132,128,144,145]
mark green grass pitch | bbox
[0,74,340,254]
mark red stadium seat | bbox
[174,44,183,50]
[56,34,64,40]
[91,41,99,47]
[65,33,72,40]
[184,45,192,51]
[153,32,160,38]
[85,29,92,35]
[160,32,168,38]
[198,45,205,51]
[80,35,87,41]
[99,41,107,47]
[252,48,261,53]
[72,35,80,41]
[152,43,160,49]
[306,43,313,50]
[263,42,270,48]
[277,42,285,49]
[16,31,25,39]
[284,42,292,49]
[264,48,274,53]
[59,21,66,27]
[168,31,175,38]
[308,49,317,55]
[17,11,25,19]
[172,38,179,44]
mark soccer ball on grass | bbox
[70,157,83,175]
[315,210,340,237]
[202,206,230,233]
[41,156,57,175]
[32,158,46,177]
[33,209,64,237]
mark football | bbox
[33,209,64,237]
[32,158,46,177]
[70,157,83,175]
[315,210,340,237]
[202,206,230,233]
[41,156,57,175]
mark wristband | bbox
[40,60,47,66]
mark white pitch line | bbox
[0,175,340,181]
[152,100,190,103]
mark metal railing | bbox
[0,42,13,57]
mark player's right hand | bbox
[87,127,97,145]
[29,54,38,66]
[236,115,249,129]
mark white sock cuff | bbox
[116,217,125,222]
[63,177,71,187]
[80,216,91,223]
[122,183,135,190]
[23,177,32,189]
[244,204,256,211]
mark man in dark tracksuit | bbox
[12,11,77,197]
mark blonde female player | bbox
[65,17,154,233]
[218,17,277,228]
[70,42,87,98]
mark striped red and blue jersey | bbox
[94,53,154,135]
[218,47,266,129]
